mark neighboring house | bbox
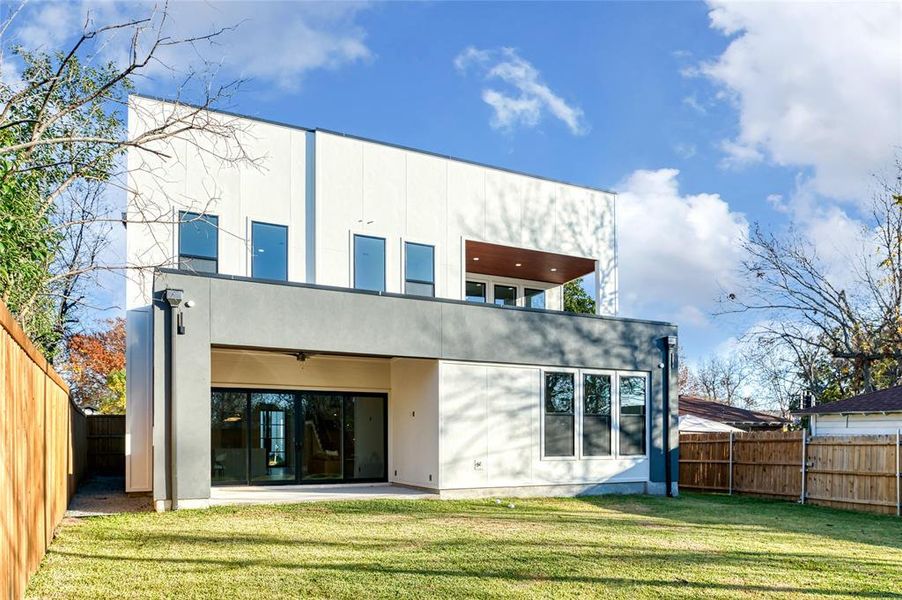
[679,396,787,432]
[678,414,742,434]
[794,385,902,436]
[124,96,679,510]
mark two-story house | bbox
[125,96,678,510]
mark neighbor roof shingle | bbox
[679,396,787,425]
[793,385,902,415]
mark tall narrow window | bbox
[252,222,288,281]
[465,281,486,303]
[404,242,434,297]
[494,285,517,307]
[583,374,612,456]
[543,372,575,457]
[619,375,647,456]
[179,211,218,273]
[353,235,386,292]
[525,288,546,309]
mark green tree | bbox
[0,12,249,358]
[563,279,596,315]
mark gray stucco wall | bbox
[152,270,679,503]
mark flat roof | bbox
[131,94,616,196]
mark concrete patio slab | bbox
[209,482,438,506]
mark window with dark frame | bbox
[543,371,575,457]
[583,374,612,456]
[619,375,647,456]
[524,287,546,309]
[353,234,386,292]
[404,242,435,297]
[178,211,218,273]
[465,280,486,303]
[251,222,288,281]
[493,284,517,307]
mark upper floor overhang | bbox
[152,269,676,370]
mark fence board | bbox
[87,415,125,476]
[680,430,901,515]
[0,300,85,599]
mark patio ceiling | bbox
[465,240,596,284]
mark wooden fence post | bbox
[801,430,808,505]
[728,431,734,495]
[896,429,900,517]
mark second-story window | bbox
[493,285,517,307]
[178,211,218,273]
[252,222,288,281]
[353,234,386,292]
[525,288,546,309]
[404,242,434,297]
[465,281,486,303]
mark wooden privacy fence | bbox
[680,430,902,515]
[1,301,86,599]
[87,415,125,476]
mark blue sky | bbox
[4,1,901,363]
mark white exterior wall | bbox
[125,96,619,494]
[811,413,902,436]
[389,359,440,489]
[438,361,649,491]
[314,131,617,312]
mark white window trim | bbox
[539,367,580,461]
[464,273,559,309]
[540,368,650,462]
[615,371,651,459]
[580,369,618,460]
[400,236,438,297]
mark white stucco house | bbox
[124,95,679,510]
[795,385,902,436]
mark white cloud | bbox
[6,1,373,91]
[699,1,902,200]
[455,46,588,135]
[616,168,748,324]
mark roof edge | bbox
[129,93,618,196]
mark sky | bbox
[3,1,901,363]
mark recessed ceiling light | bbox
[472,257,480,261]
[515,263,522,267]
[550,267,558,272]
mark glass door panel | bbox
[250,393,296,483]
[300,394,343,481]
[211,391,248,484]
[343,395,386,480]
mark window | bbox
[179,211,218,273]
[583,374,612,456]
[252,222,288,281]
[465,281,486,303]
[353,235,386,292]
[543,372,575,457]
[525,288,546,309]
[494,284,517,307]
[404,242,434,297]
[619,375,647,456]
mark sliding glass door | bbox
[212,389,387,485]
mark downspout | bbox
[663,335,677,497]
[164,289,185,510]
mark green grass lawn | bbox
[27,493,902,599]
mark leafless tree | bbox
[0,4,260,351]
[722,163,902,398]
[686,354,753,408]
